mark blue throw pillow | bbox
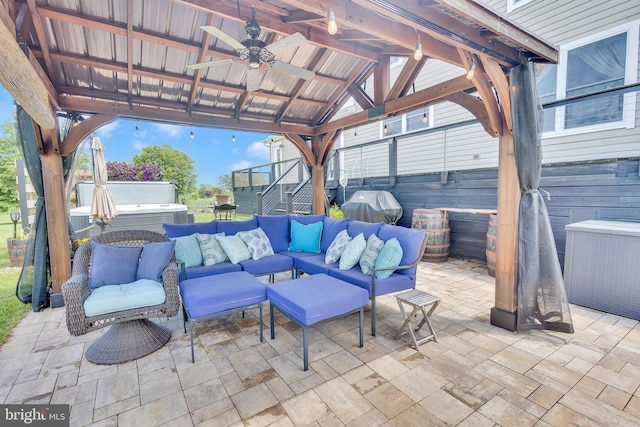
[171,234,203,268]
[339,233,366,270]
[137,241,176,281]
[321,217,350,252]
[89,241,143,289]
[374,238,403,279]
[289,220,323,253]
[215,235,252,264]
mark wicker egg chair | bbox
[62,230,180,364]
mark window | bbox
[380,106,433,137]
[537,21,638,135]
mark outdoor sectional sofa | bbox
[163,213,427,335]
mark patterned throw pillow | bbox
[339,233,366,270]
[215,235,251,264]
[359,234,384,275]
[325,229,352,264]
[238,227,275,260]
[196,232,227,266]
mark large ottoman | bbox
[267,273,369,371]
[180,271,267,362]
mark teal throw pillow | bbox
[325,229,352,264]
[289,220,323,253]
[359,234,384,275]
[89,241,143,289]
[137,241,176,281]
[238,227,274,260]
[339,233,366,270]
[215,235,251,264]
[196,232,228,266]
[171,234,203,268]
[374,238,403,279]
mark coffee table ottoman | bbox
[267,273,369,371]
[180,271,267,362]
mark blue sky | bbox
[0,86,271,186]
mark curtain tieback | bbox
[523,188,551,200]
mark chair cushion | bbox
[256,215,290,252]
[288,214,325,227]
[196,232,228,265]
[359,234,384,275]
[289,220,323,253]
[184,262,241,280]
[329,267,414,297]
[325,229,352,264]
[375,237,403,279]
[321,217,350,252]
[239,254,294,276]
[347,220,384,240]
[89,242,143,289]
[180,271,266,319]
[216,218,258,235]
[216,235,251,264]
[238,227,275,260]
[339,233,366,270]
[137,241,175,281]
[267,274,369,326]
[296,254,333,276]
[164,221,216,238]
[172,234,203,268]
[84,279,165,317]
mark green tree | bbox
[198,183,224,198]
[133,144,197,196]
[75,149,91,171]
[218,174,232,192]
[0,118,20,212]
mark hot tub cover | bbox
[341,191,403,224]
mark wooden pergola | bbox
[0,0,557,330]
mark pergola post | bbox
[490,130,520,331]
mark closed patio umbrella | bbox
[90,135,117,231]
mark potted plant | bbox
[215,193,231,205]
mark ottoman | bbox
[180,271,267,362]
[267,273,369,371]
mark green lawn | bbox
[0,218,30,344]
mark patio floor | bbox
[2,258,640,426]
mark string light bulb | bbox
[189,130,195,139]
[422,105,428,123]
[353,127,358,137]
[232,134,236,142]
[413,30,423,61]
[466,60,476,80]
[327,5,337,35]
[383,122,388,134]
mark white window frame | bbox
[545,20,639,138]
[379,106,435,138]
[507,0,534,13]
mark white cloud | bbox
[232,148,240,154]
[246,141,269,159]
[96,121,119,138]
[133,140,145,151]
[152,123,182,137]
[231,160,253,170]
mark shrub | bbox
[107,161,162,181]
[329,204,345,219]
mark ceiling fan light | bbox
[327,8,338,35]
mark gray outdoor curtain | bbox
[511,62,573,333]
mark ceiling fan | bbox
[187,9,315,91]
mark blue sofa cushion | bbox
[347,220,384,239]
[216,235,251,264]
[289,220,323,253]
[239,254,294,276]
[216,218,258,235]
[378,224,426,278]
[84,279,165,317]
[321,217,350,252]
[89,242,143,289]
[339,233,366,270]
[359,234,384,275]
[374,238,403,279]
[328,267,414,297]
[164,221,216,238]
[180,271,267,319]
[296,254,333,276]
[267,274,369,326]
[238,227,275,260]
[137,241,175,281]
[279,250,321,269]
[288,214,325,227]
[172,234,203,268]
[184,262,241,280]
[256,215,290,252]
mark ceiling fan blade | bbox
[186,58,235,70]
[264,32,308,56]
[200,25,246,52]
[246,68,260,92]
[269,60,315,81]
